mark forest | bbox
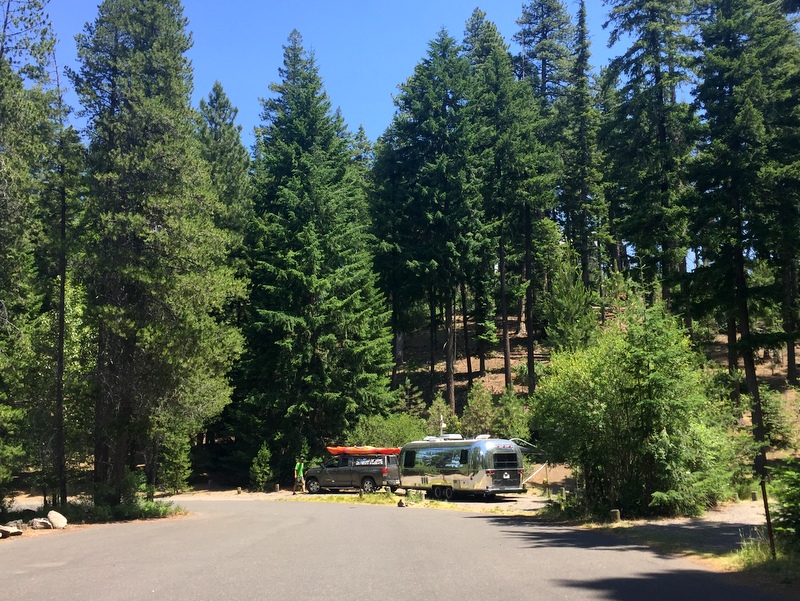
[1,0,800,526]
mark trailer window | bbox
[493,453,518,469]
[403,451,416,469]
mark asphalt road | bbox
[0,497,792,601]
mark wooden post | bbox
[610,509,621,522]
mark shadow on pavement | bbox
[466,514,795,601]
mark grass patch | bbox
[288,488,400,506]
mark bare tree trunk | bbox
[525,204,536,392]
[55,158,68,508]
[445,293,456,413]
[499,231,512,388]
[727,316,740,408]
[428,294,437,397]
[734,244,767,478]
[460,282,473,388]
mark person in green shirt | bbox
[293,457,305,495]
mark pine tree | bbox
[514,0,574,105]
[601,0,694,307]
[373,29,477,409]
[243,30,392,477]
[692,0,800,476]
[70,0,243,504]
[558,0,606,289]
[465,11,551,390]
[197,81,253,239]
[0,0,56,500]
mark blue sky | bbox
[48,1,617,146]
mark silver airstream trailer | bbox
[399,435,525,500]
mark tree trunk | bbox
[734,244,767,478]
[460,282,473,388]
[727,316,740,408]
[55,164,68,508]
[428,294,437,397]
[783,260,798,385]
[525,204,536,392]
[445,293,456,413]
[499,231,512,388]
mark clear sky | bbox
[48,1,617,147]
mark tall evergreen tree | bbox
[601,0,694,307]
[243,30,392,476]
[692,0,800,476]
[373,29,477,410]
[514,0,574,105]
[70,0,243,504]
[0,0,56,500]
[466,11,549,390]
[197,81,253,239]
[558,0,606,289]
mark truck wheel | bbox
[361,477,377,494]
[444,487,454,501]
[306,477,321,494]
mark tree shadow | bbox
[465,514,795,600]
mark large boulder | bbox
[47,510,68,529]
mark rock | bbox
[30,518,53,529]
[47,510,68,529]
[0,524,23,538]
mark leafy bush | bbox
[531,300,737,518]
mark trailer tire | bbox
[433,486,443,500]
[444,487,454,501]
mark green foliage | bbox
[71,0,244,504]
[461,382,494,438]
[532,299,737,517]
[493,388,530,441]
[544,247,599,352]
[346,413,427,448]
[157,431,191,495]
[773,459,800,550]
[759,386,797,450]
[426,393,461,437]
[395,377,427,418]
[248,444,273,492]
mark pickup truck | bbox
[304,453,400,494]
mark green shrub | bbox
[249,444,273,491]
[532,299,737,518]
[773,459,800,550]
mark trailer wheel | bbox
[433,486,444,500]
[444,487,454,501]
[361,476,377,494]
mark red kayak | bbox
[326,446,401,456]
